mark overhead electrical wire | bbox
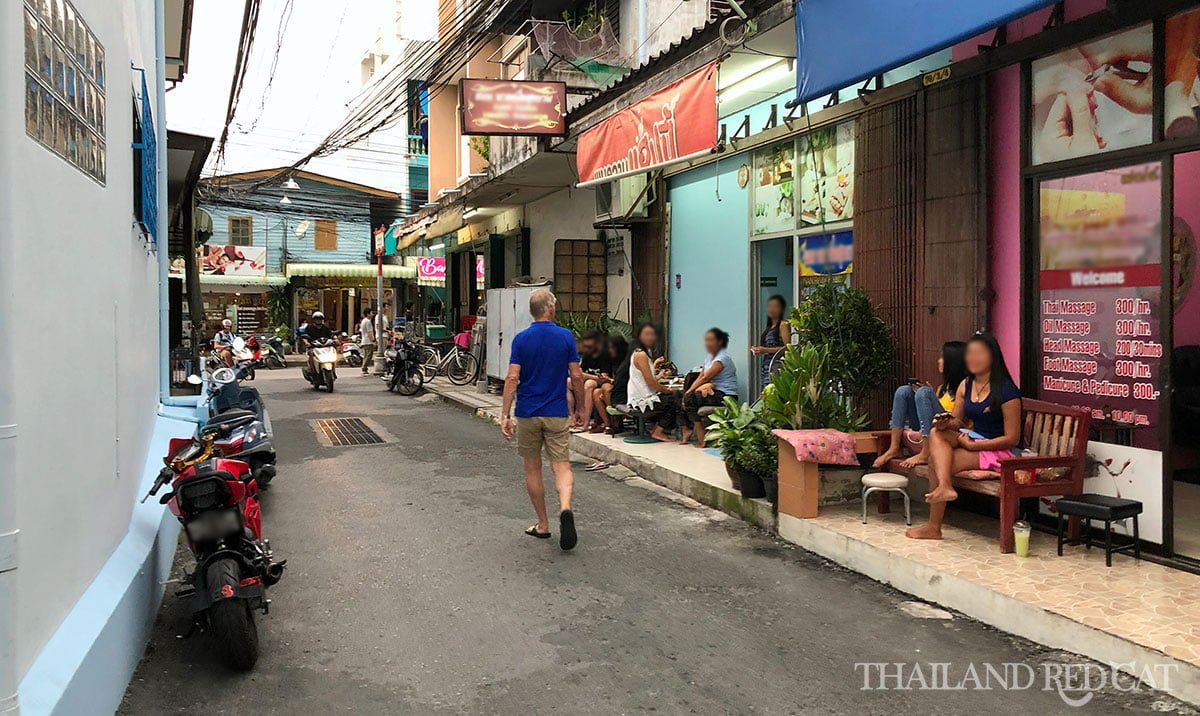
[243,0,294,133]
[214,0,264,171]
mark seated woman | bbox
[625,323,674,420]
[591,336,629,434]
[872,341,966,469]
[651,328,738,447]
[907,332,1023,541]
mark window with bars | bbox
[553,239,606,314]
[23,0,106,183]
[228,216,253,246]
[315,219,338,251]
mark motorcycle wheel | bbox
[346,355,362,367]
[326,375,335,393]
[446,352,479,386]
[207,560,259,671]
[396,367,423,396]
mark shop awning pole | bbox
[375,249,385,374]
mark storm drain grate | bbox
[315,418,384,446]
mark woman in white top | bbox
[626,323,673,413]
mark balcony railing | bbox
[407,134,428,156]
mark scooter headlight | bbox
[245,426,259,444]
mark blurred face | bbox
[937,356,944,374]
[582,338,597,356]
[965,340,992,376]
[639,326,657,351]
[704,331,721,355]
[222,321,231,331]
[767,298,784,320]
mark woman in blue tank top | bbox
[907,331,1022,542]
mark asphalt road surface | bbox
[120,369,1186,714]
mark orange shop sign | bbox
[459,79,567,136]
[576,63,717,187]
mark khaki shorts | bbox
[516,417,571,463]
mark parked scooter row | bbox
[383,336,424,396]
[145,363,284,671]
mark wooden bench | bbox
[873,399,1091,553]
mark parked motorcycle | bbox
[384,338,424,396]
[259,335,287,369]
[192,369,276,487]
[302,338,339,392]
[142,428,286,671]
[340,332,364,368]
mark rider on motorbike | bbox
[213,319,238,368]
[305,311,334,375]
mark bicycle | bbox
[418,342,479,386]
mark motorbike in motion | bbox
[259,335,287,369]
[302,338,339,392]
[143,427,286,671]
[384,338,424,396]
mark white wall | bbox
[620,0,710,65]
[1,0,164,678]
[526,186,597,282]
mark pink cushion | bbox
[773,429,859,466]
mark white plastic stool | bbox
[861,472,911,525]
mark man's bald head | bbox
[529,288,557,320]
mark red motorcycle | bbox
[143,424,286,670]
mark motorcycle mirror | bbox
[232,336,246,352]
[211,367,236,385]
[186,374,203,385]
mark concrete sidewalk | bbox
[427,380,1200,705]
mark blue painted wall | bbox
[200,176,377,274]
[667,159,751,400]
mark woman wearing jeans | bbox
[873,341,966,469]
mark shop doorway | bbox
[750,236,795,400]
[1172,151,1200,560]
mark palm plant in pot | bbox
[707,397,773,499]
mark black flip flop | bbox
[559,510,577,551]
[524,525,551,539]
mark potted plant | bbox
[789,281,893,412]
[706,397,765,497]
[739,426,781,502]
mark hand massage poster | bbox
[796,121,854,226]
[1165,7,1200,140]
[1031,24,1153,165]
[750,140,795,236]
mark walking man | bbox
[359,307,377,375]
[501,289,586,551]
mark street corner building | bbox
[2,0,216,713]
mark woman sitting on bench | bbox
[591,336,629,433]
[626,323,674,417]
[907,331,1023,541]
[873,341,966,469]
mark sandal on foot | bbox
[559,510,577,551]
[585,461,611,472]
[524,525,551,539]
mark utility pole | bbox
[374,246,385,375]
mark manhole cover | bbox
[313,418,385,446]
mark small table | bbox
[1055,494,1142,567]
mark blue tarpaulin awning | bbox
[792,0,1060,106]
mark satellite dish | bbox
[294,220,310,236]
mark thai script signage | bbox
[576,63,717,187]
[460,79,566,136]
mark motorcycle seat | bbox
[212,408,256,422]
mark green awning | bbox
[199,274,289,287]
[286,262,416,279]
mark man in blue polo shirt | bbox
[501,288,586,551]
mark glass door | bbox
[749,236,795,400]
[1172,150,1200,559]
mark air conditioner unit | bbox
[595,173,654,223]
